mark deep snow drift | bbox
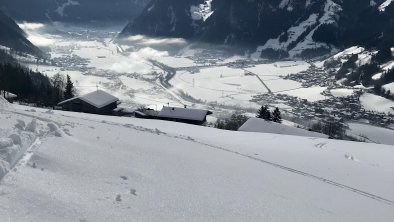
[0,100,394,221]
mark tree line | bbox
[0,61,76,107]
[215,105,282,130]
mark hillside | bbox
[120,0,394,58]
[0,10,42,56]
[1,98,394,221]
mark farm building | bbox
[58,90,120,115]
[134,108,159,119]
[0,90,17,103]
[157,106,212,125]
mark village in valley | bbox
[1,21,392,144]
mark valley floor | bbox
[0,103,394,221]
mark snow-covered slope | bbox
[239,117,327,138]
[379,0,394,11]
[347,122,394,146]
[1,103,394,221]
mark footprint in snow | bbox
[314,143,326,149]
[115,194,122,202]
[120,176,128,180]
[345,153,359,162]
[130,189,137,196]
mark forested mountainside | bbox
[0,10,41,56]
[121,0,394,58]
[0,0,150,22]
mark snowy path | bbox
[1,106,394,221]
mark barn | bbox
[0,90,17,103]
[157,106,212,125]
[58,90,120,115]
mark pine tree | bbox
[256,105,267,119]
[264,107,272,121]
[272,107,282,123]
[64,75,75,100]
[256,105,272,121]
[51,73,65,104]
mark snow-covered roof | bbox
[158,107,211,122]
[0,90,17,99]
[58,90,119,109]
[239,118,327,138]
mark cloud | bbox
[109,47,169,74]
[18,22,55,47]
[27,34,55,47]
[18,22,45,31]
[126,35,145,41]
[125,35,187,46]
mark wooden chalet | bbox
[58,90,120,115]
[157,106,212,125]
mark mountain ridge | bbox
[0,10,42,56]
[120,0,394,59]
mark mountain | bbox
[120,0,394,58]
[0,0,150,22]
[0,10,42,56]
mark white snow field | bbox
[360,93,394,114]
[1,100,394,221]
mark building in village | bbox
[58,90,120,115]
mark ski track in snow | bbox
[35,111,394,207]
[194,140,394,206]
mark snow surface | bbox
[333,46,365,60]
[190,0,214,21]
[282,87,328,102]
[245,61,310,77]
[359,93,394,114]
[383,82,394,95]
[330,88,354,97]
[347,122,394,146]
[239,118,327,138]
[379,0,394,11]
[259,14,319,52]
[1,102,394,221]
[0,91,17,99]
